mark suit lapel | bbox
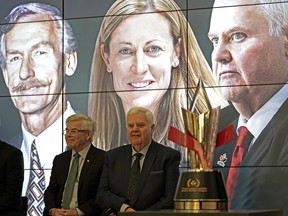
[213,120,238,181]
[243,99,288,165]
[121,145,132,181]
[123,146,133,193]
[62,151,73,173]
[78,146,96,186]
[59,151,73,191]
[243,130,272,166]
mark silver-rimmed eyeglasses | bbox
[63,129,87,135]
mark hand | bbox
[60,209,78,216]
[50,208,78,216]
[125,207,136,212]
[50,208,65,216]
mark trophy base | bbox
[174,169,227,210]
[174,199,227,210]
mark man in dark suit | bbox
[208,0,288,215]
[0,140,24,216]
[44,114,105,216]
[97,107,181,215]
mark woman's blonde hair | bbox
[88,0,227,165]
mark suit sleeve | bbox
[0,147,24,210]
[146,149,181,210]
[97,153,127,213]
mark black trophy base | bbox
[174,169,227,210]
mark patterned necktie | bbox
[127,152,142,206]
[27,139,46,216]
[62,153,80,209]
[226,127,253,200]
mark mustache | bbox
[10,79,47,92]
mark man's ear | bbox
[284,28,288,57]
[65,52,78,76]
[86,130,92,142]
[151,123,156,133]
[100,43,112,73]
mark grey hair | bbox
[126,107,154,126]
[257,0,288,36]
[0,2,78,68]
[66,114,95,136]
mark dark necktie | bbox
[27,139,46,216]
[226,127,253,200]
[62,153,80,209]
[127,153,142,205]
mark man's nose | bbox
[212,40,232,64]
[19,57,34,80]
[132,125,139,131]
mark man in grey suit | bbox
[208,0,288,215]
[97,107,180,215]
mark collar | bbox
[237,85,288,141]
[131,140,151,157]
[72,143,91,159]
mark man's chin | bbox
[131,139,142,146]
[16,106,43,114]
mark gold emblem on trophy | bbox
[168,78,228,211]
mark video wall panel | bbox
[1,0,288,215]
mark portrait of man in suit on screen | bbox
[208,0,288,215]
[0,3,78,215]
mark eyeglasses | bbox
[63,129,88,135]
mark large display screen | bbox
[0,0,217,188]
[1,0,287,215]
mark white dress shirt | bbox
[21,101,76,195]
[237,84,288,150]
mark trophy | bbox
[168,78,228,211]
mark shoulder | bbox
[270,99,288,129]
[219,103,239,131]
[108,144,131,154]
[53,149,72,162]
[90,144,106,155]
[262,99,288,151]
[151,140,180,157]
[102,145,130,164]
[152,140,176,151]
[89,145,106,162]
[0,140,22,156]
